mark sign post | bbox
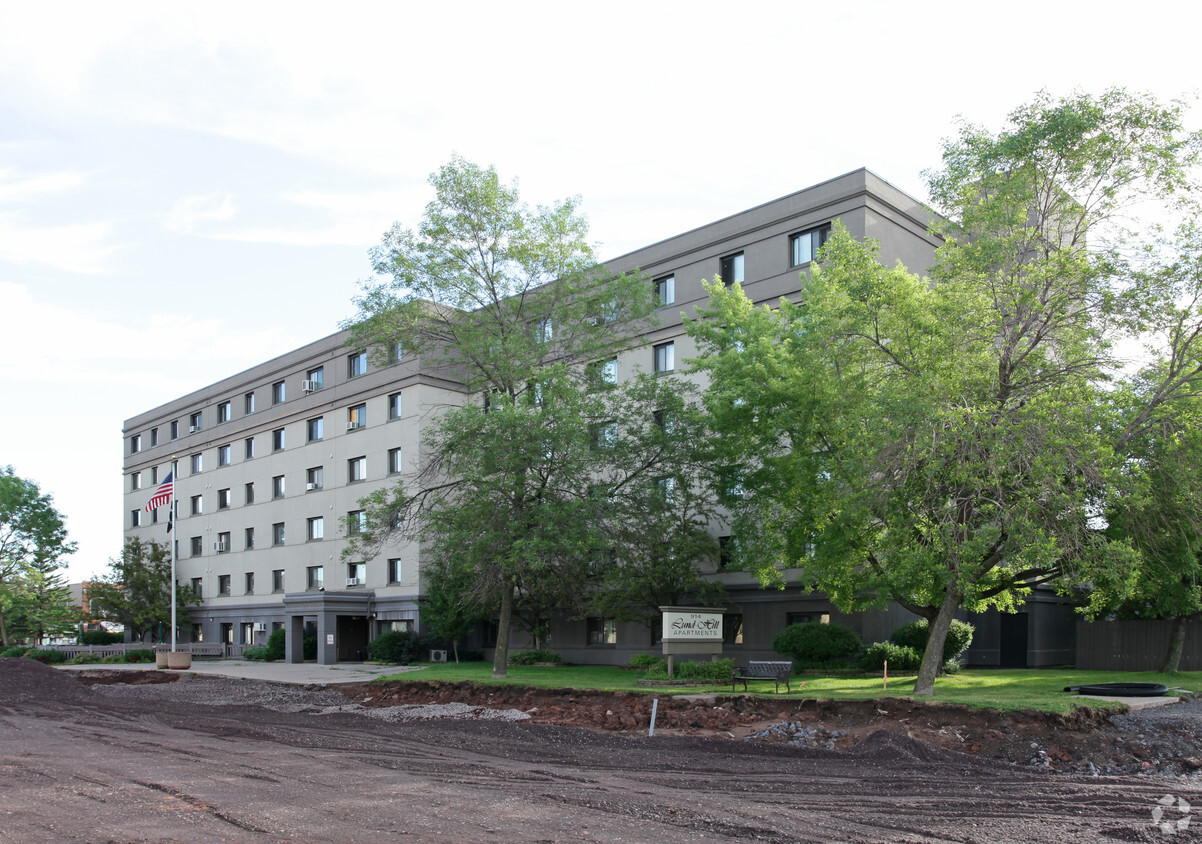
[659,606,724,677]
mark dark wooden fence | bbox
[1075,619,1201,671]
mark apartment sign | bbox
[661,608,723,642]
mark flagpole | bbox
[170,457,178,653]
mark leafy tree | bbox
[88,539,196,642]
[0,467,76,645]
[420,555,490,663]
[344,157,712,678]
[688,90,1202,694]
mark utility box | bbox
[429,649,448,663]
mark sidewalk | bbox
[56,660,420,685]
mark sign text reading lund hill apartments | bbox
[661,610,723,641]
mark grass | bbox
[375,662,1202,713]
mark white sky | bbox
[0,0,1197,582]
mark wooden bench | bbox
[732,660,793,693]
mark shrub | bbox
[942,658,963,675]
[857,641,921,671]
[646,657,734,681]
[100,653,126,664]
[81,630,124,645]
[772,622,862,668]
[242,646,270,661]
[23,649,67,664]
[508,649,561,665]
[125,649,155,663]
[367,630,429,665]
[1,646,31,658]
[265,628,285,661]
[303,635,317,661]
[628,653,666,670]
[890,618,975,662]
[68,653,103,665]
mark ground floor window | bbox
[724,613,744,645]
[380,620,413,635]
[190,623,204,642]
[587,617,617,645]
[786,611,830,626]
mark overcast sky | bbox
[0,1,1197,581]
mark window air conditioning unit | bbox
[214,541,227,552]
[346,577,363,587]
[429,649,448,663]
[301,380,319,392]
[346,421,359,430]
[253,623,267,632]
[189,425,198,433]
[306,482,318,491]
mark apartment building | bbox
[130,168,1066,667]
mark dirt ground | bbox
[3,659,1201,843]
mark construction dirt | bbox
[3,659,1201,843]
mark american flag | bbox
[144,471,174,512]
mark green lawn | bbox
[375,662,1202,713]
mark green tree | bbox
[688,90,1202,695]
[0,467,76,646]
[88,539,196,642]
[420,556,489,663]
[344,156,709,678]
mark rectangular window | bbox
[347,404,366,430]
[218,444,231,466]
[129,435,141,454]
[272,475,285,499]
[720,252,744,287]
[307,566,324,590]
[190,412,203,432]
[589,357,618,389]
[790,223,831,267]
[388,558,402,584]
[592,421,617,450]
[244,482,255,505]
[347,562,366,587]
[190,453,203,474]
[217,488,231,510]
[244,392,256,414]
[151,466,159,484]
[653,341,675,373]
[244,437,255,459]
[387,341,403,365]
[190,494,203,516]
[587,617,617,645]
[272,380,286,404]
[347,510,366,535]
[272,569,284,592]
[307,416,324,442]
[272,428,285,451]
[653,409,677,435]
[307,466,324,490]
[307,516,324,541]
[724,613,744,645]
[656,476,677,504]
[718,535,739,569]
[216,533,230,555]
[190,537,203,558]
[191,576,203,596]
[150,428,159,447]
[130,509,141,528]
[245,527,255,550]
[170,420,179,440]
[348,351,367,378]
[388,447,402,475]
[533,317,553,343]
[654,274,675,307]
[245,572,254,595]
[272,522,285,546]
[305,367,324,390]
[348,456,367,483]
[130,471,142,491]
[388,392,402,420]
[217,401,231,423]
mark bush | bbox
[367,630,429,665]
[100,653,126,664]
[890,618,975,662]
[23,649,67,664]
[646,657,734,681]
[265,628,285,661]
[242,646,270,661]
[303,635,317,661]
[68,653,103,665]
[629,653,666,670]
[81,630,124,645]
[509,648,561,665]
[1,646,31,658]
[857,641,921,671]
[772,622,862,668]
[125,649,155,663]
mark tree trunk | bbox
[913,589,962,696]
[491,581,514,678]
[1161,614,1194,674]
[451,638,460,664]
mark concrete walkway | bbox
[56,660,422,685]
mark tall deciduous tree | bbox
[344,157,709,677]
[88,539,195,642]
[0,466,76,645]
[688,90,1202,694]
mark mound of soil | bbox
[0,658,94,705]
